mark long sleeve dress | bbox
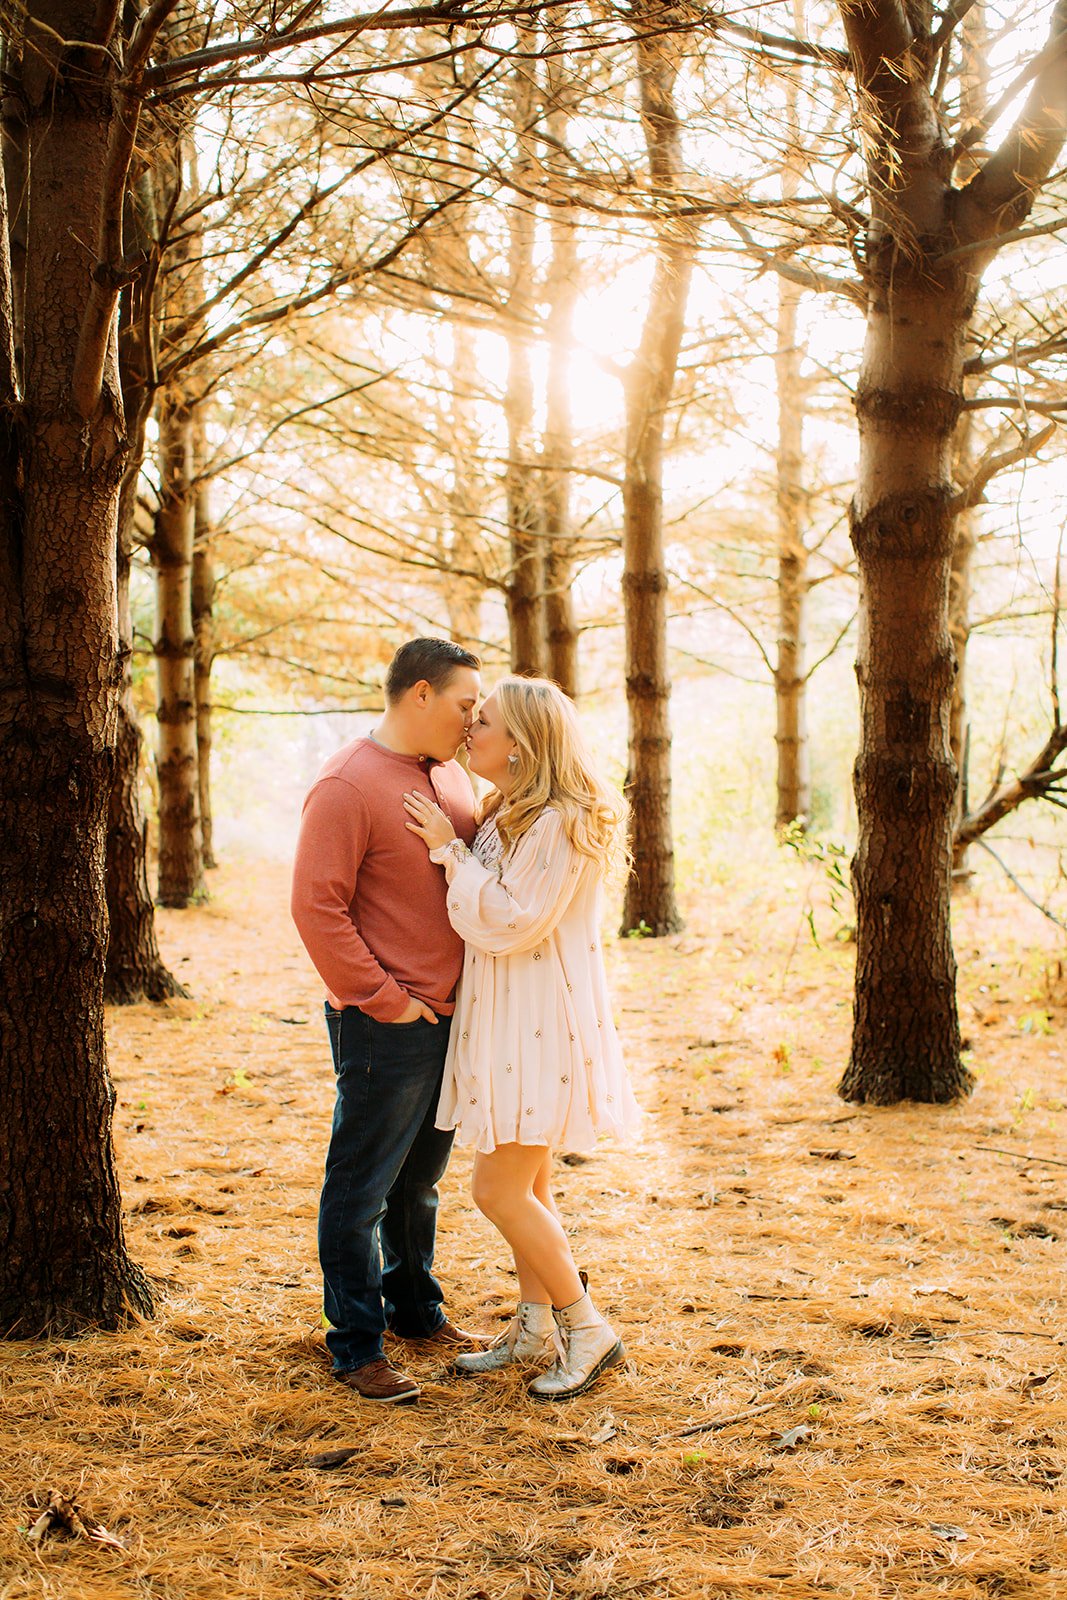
[430,807,641,1155]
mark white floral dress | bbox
[431,809,641,1154]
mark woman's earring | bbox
[507,753,518,767]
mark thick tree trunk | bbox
[836,0,1067,1102]
[153,388,204,906]
[0,19,151,1333]
[774,275,811,830]
[619,25,692,936]
[839,265,972,1104]
[504,34,546,676]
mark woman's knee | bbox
[472,1149,538,1221]
[471,1160,508,1220]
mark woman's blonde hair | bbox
[482,677,628,875]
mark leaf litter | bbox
[1,856,1065,1599]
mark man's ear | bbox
[411,679,432,707]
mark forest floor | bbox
[1,850,1065,1600]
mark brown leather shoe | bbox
[394,1318,490,1351]
[336,1358,420,1404]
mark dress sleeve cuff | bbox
[429,838,471,867]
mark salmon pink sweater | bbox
[291,737,477,1021]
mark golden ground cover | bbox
[1,855,1064,1600]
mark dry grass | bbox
[1,855,1064,1600]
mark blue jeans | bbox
[319,1004,455,1373]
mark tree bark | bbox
[106,508,189,1001]
[839,222,974,1104]
[0,8,152,1334]
[192,486,217,870]
[947,4,988,880]
[153,385,204,905]
[193,458,217,871]
[948,412,977,872]
[503,30,547,677]
[105,174,187,1001]
[619,21,693,936]
[836,0,1067,1102]
[773,273,811,831]
[0,52,27,377]
[773,19,811,831]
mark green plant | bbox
[780,821,855,947]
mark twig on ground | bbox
[661,1401,777,1442]
[975,1144,1067,1169]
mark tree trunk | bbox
[153,386,204,906]
[838,135,972,1103]
[948,413,977,874]
[193,440,217,870]
[542,78,579,698]
[773,21,811,831]
[0,61,27,376]
[619,24,692,936]
[831,0,1067,1101]
[106,509,189,1001]
[105,176,187,1002]
[150,114,206,909]
[444,323,486,652]
[835,0,1067,1102]
[409,34,489,654]
[0,14,151,1334]
[773,274,811,830]
[503,31,547,677]
[948,5,988,881]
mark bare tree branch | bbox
[962,0,1067,237]
[949,421,1056,514]
[727,216,866,307]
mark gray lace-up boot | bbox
[453,1301,557,1374]
[527,1290,624,1399]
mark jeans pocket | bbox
[325,1014,340,1073]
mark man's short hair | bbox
[384,638,480,703]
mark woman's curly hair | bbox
[480,676,629,880]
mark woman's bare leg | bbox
[533,1146,560,1218]
[472,1143,583,1309]
[508,1148,563,1301]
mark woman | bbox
[403,676,640,1400]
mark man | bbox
[291,637,483,1403]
